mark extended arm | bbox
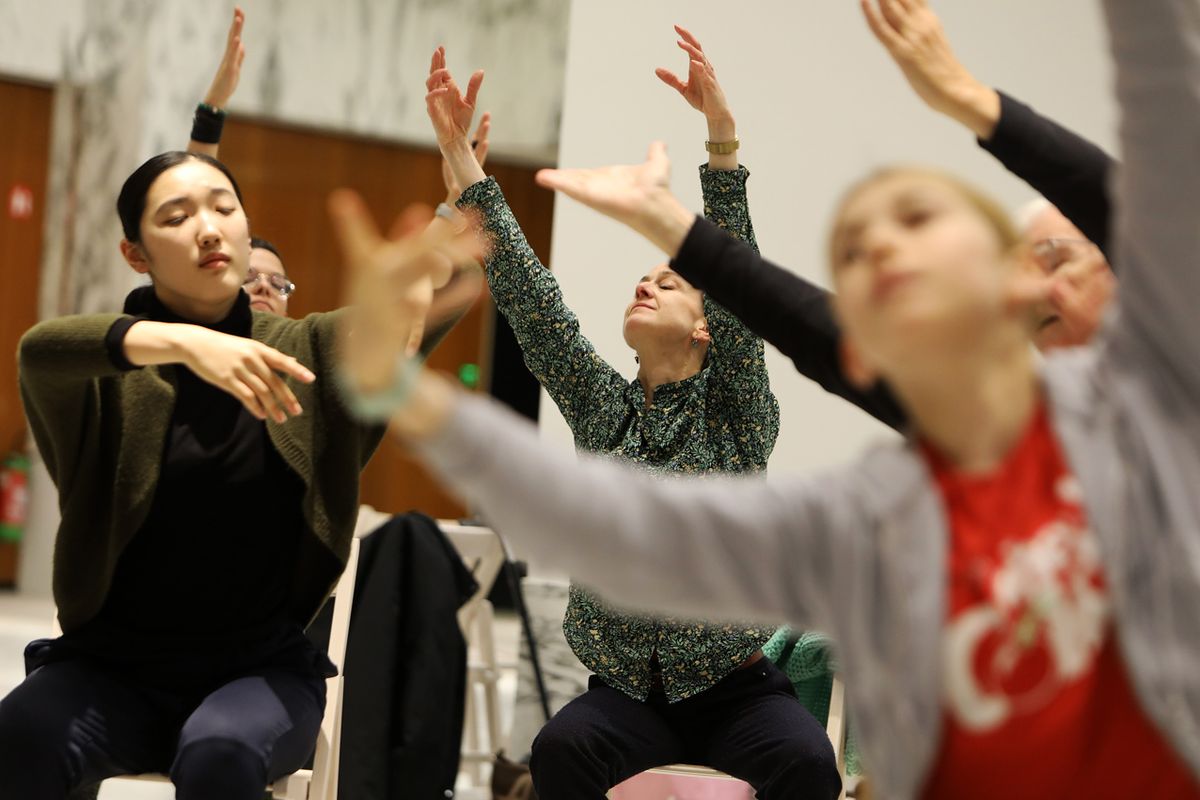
[186,7,245,158]
[1102,0,1200,397]
[861,0,1116,260]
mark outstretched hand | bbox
[654,25,733,126]
[860,0,999,139]
[426,46,485,148]
[205,7,246,109]
[536,142,695,258]
[330,191,485,389]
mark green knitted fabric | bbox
[763,627,861,776]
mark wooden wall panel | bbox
[0,79,53,585]
[218,118,554,519]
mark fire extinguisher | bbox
[0,452,30,543]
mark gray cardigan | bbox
[417,1,1200,796]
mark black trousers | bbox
[0,639,327,800]
[530,658,842,799]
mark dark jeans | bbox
[530,658,842,799]
[0,639,327,800]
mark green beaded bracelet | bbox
[336,356,424,422]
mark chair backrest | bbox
[324,535,360,673]
[438,520,506,632]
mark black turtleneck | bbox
[67,288,309,684]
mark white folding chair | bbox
[438,520,507,785]
[72,535,361,800]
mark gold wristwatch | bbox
[704,137,740,155]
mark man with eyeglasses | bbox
[1018,200,1116,351]
[243,237,296,317]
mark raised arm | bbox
[981,92,1114,260]
[186,7,245,159]
[1102,0,1200,397]
[427,48,626,430]
[861,0,1115,259]
[696,170,782,460]
[656,26,780,456]
[675,219,907,429]
[409,389,856,627]
[537,144,909,430]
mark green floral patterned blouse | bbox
[458,165,781,702]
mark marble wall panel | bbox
[6,0,568,596]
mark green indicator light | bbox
[458,363,480,389]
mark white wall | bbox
[544,0,1115,472]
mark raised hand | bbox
[536,142,695,258]
[860,0,1000,139]
[425,46,485,148]
[330,191,485,391]
[443,112,491,204]
[205,7,246,110]
[655,26,733,130]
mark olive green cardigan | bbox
[18,308,384,633]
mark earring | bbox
[634,355,640,364]
[691,339,699,348]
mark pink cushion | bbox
[610,769,755,799]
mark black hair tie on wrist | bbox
[190,103,227,145]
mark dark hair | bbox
[250,236,285,268]
[116,151,245,243]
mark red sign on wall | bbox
[8,184,33,221]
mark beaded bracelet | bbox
[335,356,424,422]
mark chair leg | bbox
[826,676,848,800]
[463,671,483,785]
[476,600,503,755]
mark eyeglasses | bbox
[242,268,296,298]
[1030,238,1098,274]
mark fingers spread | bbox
[464,69,485,108]
[262,347,316,385]
[862,0,901,46]
[426,67,452,92]
[535,168,578,195]
[236,385,268,421]
[879,0,909,33]
[678,40,705,63]
[240,369,286,423]
[655,67,687,94]
[674,25,702,51]
[253,357,303,417]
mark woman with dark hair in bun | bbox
[0,149,476,799]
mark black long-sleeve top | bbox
[670,91,1116,432]
[54,288,318,688]
[982,91,1115,259]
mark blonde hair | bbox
[828,166,1021,271]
